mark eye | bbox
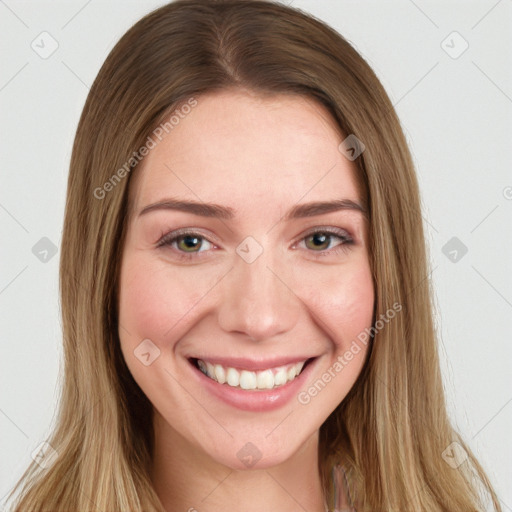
[295,227,353,255]
[174,233,211,253]
[156,229,215,259]
[156,226,354,262]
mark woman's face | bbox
[118,90,374,470]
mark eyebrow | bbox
[138,197,367,220]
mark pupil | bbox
[314,233,327,245]
[309,233,329,250]
[180,235,200,251]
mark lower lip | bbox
[188,358,317,412]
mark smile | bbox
[194,358,308,390]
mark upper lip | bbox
[189,355,316,371]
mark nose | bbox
[216,248,301,341]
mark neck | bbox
[150,409,327,512]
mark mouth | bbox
[189,357,315,391]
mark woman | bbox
[7,0,501,510]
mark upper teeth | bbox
[196,359,306,390]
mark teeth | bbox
[256,369,274,389]
[214,364,226,384]
[206,362,215,379]
[239,370,257,390]
[273,368,287,386]
[196,359,308,390]
[287,365,297,380]
[226,367,239,387]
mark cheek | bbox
[118,254,210,350]
[292,261,374,410]
[297,260,375,350]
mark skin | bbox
[118,89,375,512]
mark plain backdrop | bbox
[1,0,511,509]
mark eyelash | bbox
[156,227,354,261]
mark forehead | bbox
[128,90,363,218]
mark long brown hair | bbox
[7,1,501,510]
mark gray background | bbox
[1,0,511,508]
